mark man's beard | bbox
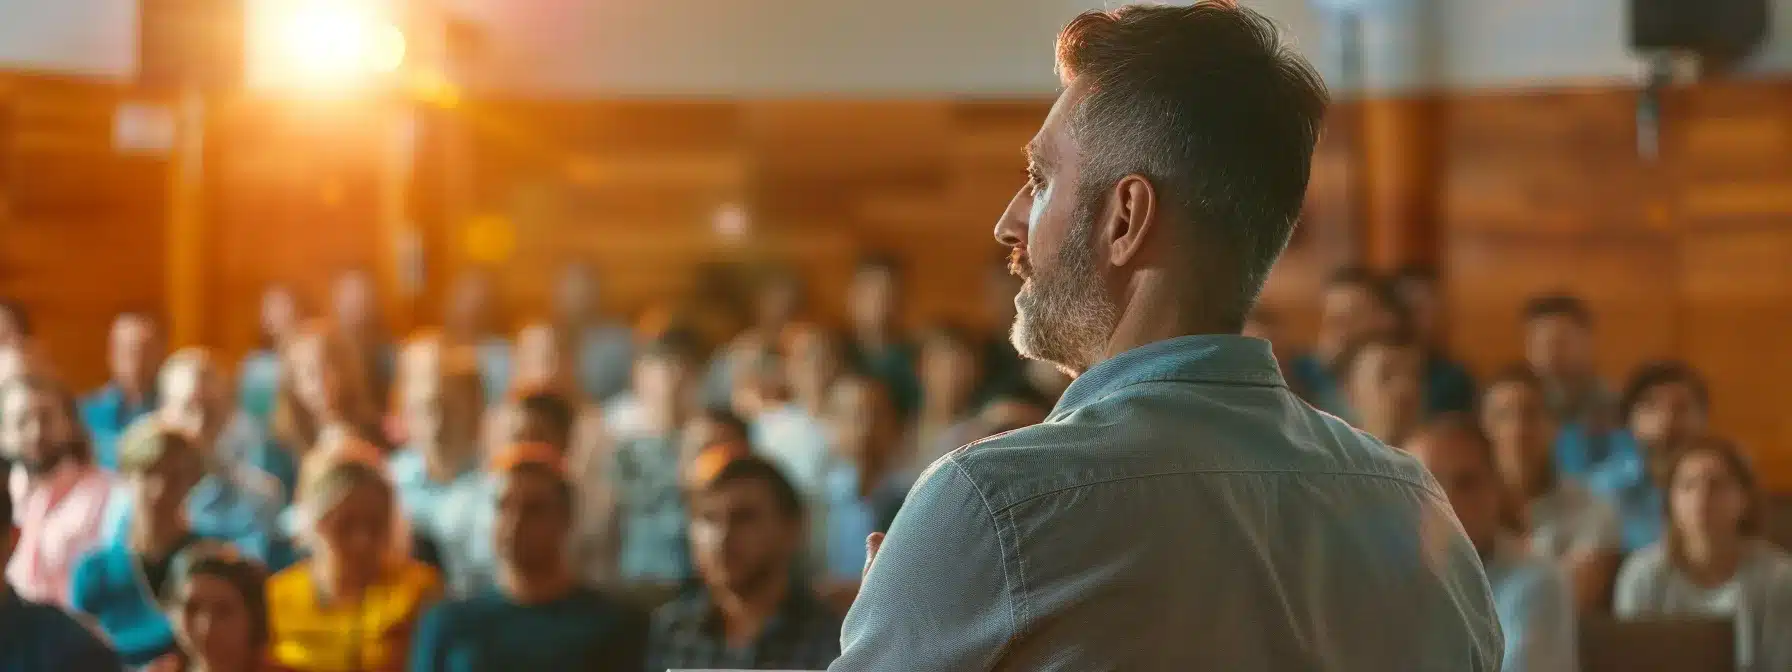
[1009,194,1119,375]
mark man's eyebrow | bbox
[1024,142,1049,169]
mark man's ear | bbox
[1102,174,1157,267]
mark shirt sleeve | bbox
[830,457,1014,671]
[1582,497,1624,554]
[1611,552,1655,617]
[1503,566,1578,672]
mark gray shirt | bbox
[834,335,1503,671]
[1614,540,1792,671]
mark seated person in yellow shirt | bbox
[268,455,442,672]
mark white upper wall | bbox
[0,0,1785,94]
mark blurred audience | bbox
[704,270,804,409]
[0,299,30,351]
[1390,265,1478,414]
[843,254,922,419]
[445,270,513,405]
[1591,361,1710,553]
[157,544,272,672]
[269,458,441,672]
[647,455,840,671]
[1524,294,1628,482]
[1615,437,1792,672]
[0,471,121,671]
[332,268,397,416]
[911,325,985,468]
[821,375,908,580]
[239,284,304,428]
[611,333,702,582]
[1481,366,1622,611]
[71,421,209,666]
[4,375,113,606]
[105,349,287,568]
[1290,266,1399,417]
[79,311,163,470]
[751,324,837,505]
[389,336,488,592]
[554,263,637,404]
[1405,415,1578,672]
[270,321,388,485]
[410,444,648,672]
[1337,333,1425,446]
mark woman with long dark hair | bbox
[1615,437,1792,671]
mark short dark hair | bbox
[699,455,805,521]
[165,542,271,645]
[1522,293,1592,327]
[696,407,749,442]
[0,299,30,337]
[1618,360,1710,425]
[1056,2,1327,330]
[514,389,576,453]
[638,328,701,366]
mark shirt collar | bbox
[1049,335,1284,421]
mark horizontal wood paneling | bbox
[1440,81,1792,489]
[0,74,168,388]
[3,70,1790,488]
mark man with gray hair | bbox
[836,3,1501,670]
[101,348,290,568]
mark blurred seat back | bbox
[1579,616,1735,672]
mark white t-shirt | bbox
[1615,540,1792,671]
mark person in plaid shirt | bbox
[646,454,840,671]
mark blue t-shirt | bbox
[409,586,648,672]
[0,584,121,672]
[78,384,155,471]
[69,534,214,666]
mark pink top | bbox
[5,463,114,606]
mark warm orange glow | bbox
[252,0,406,91]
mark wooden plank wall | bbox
[1440,81,1792,488]
[1,71,1787,486]
[0,74,168,388]
[451,97,1349,344]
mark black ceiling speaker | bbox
[1631,0,1769,68]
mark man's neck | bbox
[714,570,791,647]
[1097,275,1220,373]
[499,563,577,605]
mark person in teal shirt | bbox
[410,447,647,672]
[79,312,161,470]
[71,420,218,667]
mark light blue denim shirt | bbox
[835,335,1503,671]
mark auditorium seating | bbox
[1579,616,1736,672]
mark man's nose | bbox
[994,186,1030,249]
